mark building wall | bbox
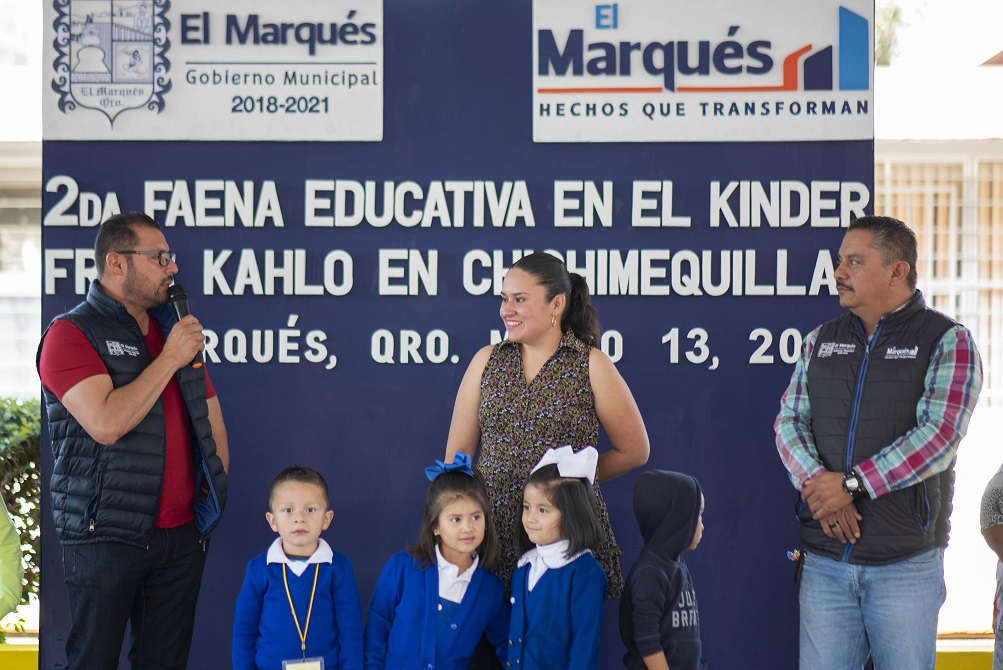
[0,142,41,400]
[874,139,1003,633]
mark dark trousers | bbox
[62,521,208,670]
[468,634,504,670]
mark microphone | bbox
[167,283,204,369]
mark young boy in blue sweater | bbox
[233,466,363,670]
[620,470,707,670]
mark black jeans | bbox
[468,634,504,670]
[62,521,208,670]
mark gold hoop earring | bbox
[551,314,557,328]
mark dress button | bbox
[510,596,515,604]
[437,603,442,611]
[451,623,457,630]
[508,640,514,646]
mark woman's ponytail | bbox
[563,273,601,347]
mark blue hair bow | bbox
[425,451,474,481]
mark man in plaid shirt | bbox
[775,215,982,670]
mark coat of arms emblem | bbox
[51,0,171,125]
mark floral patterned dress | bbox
[476,330,623,598]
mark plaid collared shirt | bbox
[775,322,983,498]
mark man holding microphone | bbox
[37,212,229,670]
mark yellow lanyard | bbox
[282,563,320,659]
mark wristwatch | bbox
[842,471,865,498]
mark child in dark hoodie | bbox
[619,470,707,670]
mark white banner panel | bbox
[44,0,384,141]
[533,0,874,142]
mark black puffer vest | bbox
[802,291,955,564]
[37,281,228,546]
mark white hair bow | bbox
[531,445,599,485]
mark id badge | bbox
[282,658,324,670]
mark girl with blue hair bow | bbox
[363,453,510,669]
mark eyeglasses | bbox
[115,250,177,268]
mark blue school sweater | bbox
[233,542,363,670]
[507,551,606,670]
[364,551,509,670]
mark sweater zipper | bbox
[841,318,884,562]
[133,314,163,550]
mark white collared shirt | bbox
[517,539,587,591]
[266,537,334,577]
[436,545,479,603]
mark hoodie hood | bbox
[633,470,702,561]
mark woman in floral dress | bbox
[445,252,650,598]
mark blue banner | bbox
[40,1,873,668]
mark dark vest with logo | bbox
[37,281,228,546]
[802,291,955,564]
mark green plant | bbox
[0,398,41,610]
[875,1,905,66]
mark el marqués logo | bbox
[51,0,170,126]
[537,6,870,96]
[49,0,385,135]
